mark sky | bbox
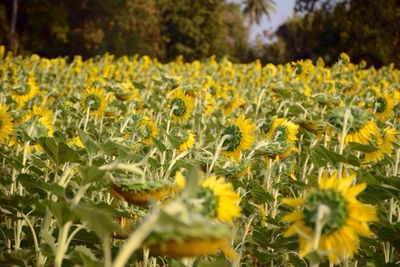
[248,0,296,43]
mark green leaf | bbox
[74,203,122,239]
[78,129,101,156]
[249,180,273,204]
[78,165,106,185]
[348,142,378,153]
[38,138,80,165]
[152,137,167,152]
[45,199,74,226]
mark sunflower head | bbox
[373,94,395,120]
[282,172,377,264]
[0,104,13,143]
[178,130,195,152]
[138,116,158,145]
[81,87,107,117]
[200,175,241,223]
[327,107,368,135]
[265,117,299,144]
[222,115,255,161]
[168,89,194,122]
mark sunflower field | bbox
[0,47,399,267]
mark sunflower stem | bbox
[207,134,230,177]
[338,108,350,179]
[84,107,90,132]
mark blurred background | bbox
[0,0,399,67]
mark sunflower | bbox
[327,107,379,145]
[345,121,380,145]
[81,87,107,117]
[362,127,398,165]
[265,117,299,144]
[380,127,398,154]
[222,114,256,161]
[15,105,55,142]
[204,93,216,115]
[10,75,38,109]
[68,136,84,148]
[178,130,195,152]
[138,116,158,145]
[222,97,245,116]
[167,88,194,122]
[0,104,13,143]
[282,172,377,264]
[200,175,241,223]
[373,94,395,120]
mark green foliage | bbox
[272,0,400,67]
[0,0,250,61]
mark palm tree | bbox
[242,0,276,26]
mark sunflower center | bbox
[303,189,348,235]
[222,125,242,151]
[86,94,100,111]
[374,97,387,113]
[171,98,186,116]
[197,187,218,218]
[273,125,289,142]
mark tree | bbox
[267,0,400,67]
[242,0,275,26]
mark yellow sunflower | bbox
[222,98,245,116]
[380,127,398,154]
[167,88,194,122]
[10,75,38,109]
[282,172,377,264]
[81,87,107,117]
[200,175,241,223]
[15,105,55,142]
[345,121,380,145]
[178,130,195,152]
[373,94,396,120]
[138,116,158,145]
[68,136,84,148]
[265,117,299,144]
[222,114,256,161]
[362,127,398,165]
[0,104,13,143]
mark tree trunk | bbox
[11,0,18,54]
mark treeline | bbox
[0,0,249,61]
[1,0,399,67]
[253,0,400,67]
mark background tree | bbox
[242,0,275,25]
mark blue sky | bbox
[248,0,295,42]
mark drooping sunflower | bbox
[167,88,194,122]
[178,130,195,152]
[200,175,241,223]
[138,116,158,145]
[222,114,256,161]
[0,104,13,143]
[265,117,299,144]
[373,94,396,121]
[81,87,107,117]
[282,172,377,264]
